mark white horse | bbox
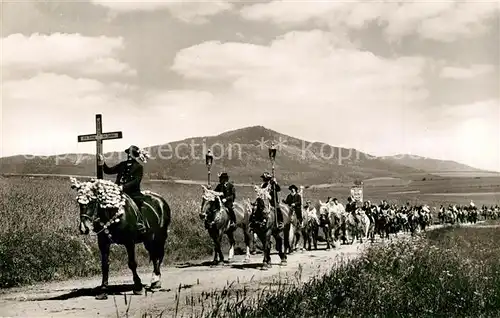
[343,208,370,244]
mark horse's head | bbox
[70,177,98,235]
[199,185,223,221]
[252,185,271,215]
[318,200,330,216]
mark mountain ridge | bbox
[1,126,493,183]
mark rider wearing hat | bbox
[346,196,360,224]
[261,172,284,229]
[469,200,476,210]
[98,145,148,234]
[214,172,237,229]
[283,184,303,225]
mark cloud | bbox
[410,99,500,171]
[417,1,499,42]
[440,64,495,79]
[170,29,500,171]
[1,33,135,78]
[90,0,233,24]
[240,0,499,42]
[172,29,428,148]
[172,29,428,105]
[1,73,218,157]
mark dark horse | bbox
[70,178,171,300]
[251,186,287,270]
[199,185,254,264]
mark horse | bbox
[407,208,421,236]
[318,200,343,249]
[283,203,300,254]
[70,178,171,300]
[365,206,377,243]
[250,186,287,270]
[343,209,370,244]
[199,185,254,265]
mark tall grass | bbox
[191,227,500,318]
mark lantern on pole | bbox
[206,150,214,188]
[268,141,278,218]
[268,141,277,177]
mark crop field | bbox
[1,175,499,289]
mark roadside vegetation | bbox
[189,226,500,317]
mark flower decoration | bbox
[70,178,126,209]
[138,149,150,163]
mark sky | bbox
[1,0,499,171]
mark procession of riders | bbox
[92,144,497,249]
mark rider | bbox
[346,196,359,224]
[261,172,284,230]
[363,201,371,213]
[283,184,303,225]
[214,172,237,229]
[379,199,390,211]
[98,145,147,234]
[469,200,476,210]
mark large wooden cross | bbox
[77,114,123,179]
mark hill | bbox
[1,126,435,184]
[383,155,500,177]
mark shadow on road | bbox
[230,263,264,270]
[31,284,171,301]
[175,260,215,269]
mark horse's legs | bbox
[313,226,318,250]
[126,244,143,294]
[283,226,291,255]
[243,228,252,262]
[227,231,236,263]
[321,226,328,250]
[96,236,110,300]
[211,231,224,265]
[275,231,287,265]
[302,229,308,250]
[144,235,165,289]
[261,231,272,268]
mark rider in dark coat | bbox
[214,172,237,229]
[283,184,303,224]
[261,172,284,229]
[346,196,359,224]
[99,145,147,234]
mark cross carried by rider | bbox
[77,114,123,179]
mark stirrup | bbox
[137,223,147,233]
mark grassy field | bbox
[0,175,499,288]
[194,225,500,318]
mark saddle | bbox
[124,192,152,230]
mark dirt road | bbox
[0,239,372,318]
[0,224,463,318]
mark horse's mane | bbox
[254,185,271,201]
[70,177,125,209]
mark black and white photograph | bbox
[1,0,499,317]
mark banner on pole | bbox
[350,185,363,203]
